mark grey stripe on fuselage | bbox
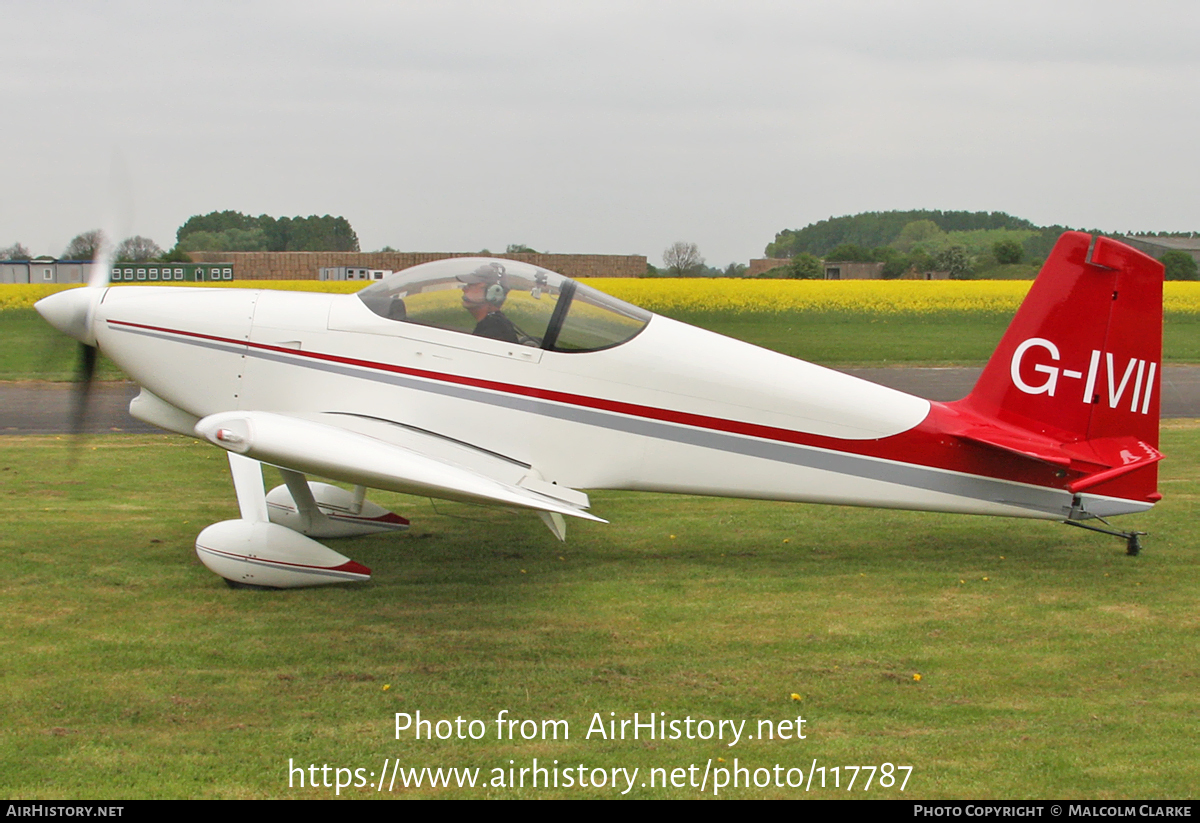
[113,324,248,356]
[113,323,1070,517]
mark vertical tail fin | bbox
[953,232,1164,506]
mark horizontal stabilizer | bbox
[950,417,1162,497]
[951,424,1072,467]
[195,411,605,523]
[1062,436,1163,494]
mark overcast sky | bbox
[3,1,1198,266]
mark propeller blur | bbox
[35,233,1165,588]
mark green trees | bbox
[766,210,1036,258]
[824,243,874,262]
[174,212,360,253]
[934,245,973,279]
[993,238,1023,264]
[60,231,169,261]
[62,230,107,260]
[786,253,822,279]
[756,210,1103,278]
[178,228,269,252]
[175,210,256,238]
[1161,250,1199,281]
[895,220,944,251]
[114,236,164,262]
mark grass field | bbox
[1,426,1197,799]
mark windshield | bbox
[357,257,650,352]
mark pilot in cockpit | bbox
[458,263,521,343]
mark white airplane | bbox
[35,232,1164,588]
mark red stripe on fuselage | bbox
[107,318,1074,491]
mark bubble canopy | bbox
[357,257,651,352]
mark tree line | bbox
[766,210,1039,258]
[175,211,359,254]
[759,211,1198,280]
[1,211,361,264]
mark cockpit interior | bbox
[357,257,651,352]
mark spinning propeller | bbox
[71,237,112,447]
[37,154,129,447]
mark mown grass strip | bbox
[1,425,1197,798]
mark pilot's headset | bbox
[460,263,509,307]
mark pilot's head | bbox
[458,263,508,309]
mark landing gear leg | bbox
[1063,518,1146,556]
[194,453,372,589]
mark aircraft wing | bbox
[193,410,604,523]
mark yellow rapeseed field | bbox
[588,279,1200,316]
[0,283,74,309]
[0,280,360,310]
[582,279,1030,315]
[5,279,1200,315]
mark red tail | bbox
[950,232,1163,507]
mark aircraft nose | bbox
[35,287,103,347]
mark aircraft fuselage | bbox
[92,285,1090,521]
